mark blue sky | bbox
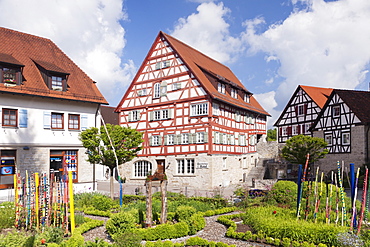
[1,0,370,128]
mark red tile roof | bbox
[161,32,269,116]
[0,27,107,104]
[300,85,333,108]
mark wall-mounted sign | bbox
[197,162,209,169]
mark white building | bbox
[0,27,108,194]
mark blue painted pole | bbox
[119,179,123,207]
[350,163,355,202]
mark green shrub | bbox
[274,238,281,246]
[282,237,291,247]
[92,194,113,211]
[175,206,197,221]
[74,192,104,208]
[0,230,31,247]
[113,231,142,247]
[264,180,297,207]
[36,226,64,244]
[135,222,189,241]
[0,202,15,230]
[106,211,136,238]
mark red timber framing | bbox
[116,31,269,158]
[274,85,333,143]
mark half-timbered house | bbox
[0,27,108,193]
[116,31,270,195]
[274,85,333,143]
[312,89,370,172]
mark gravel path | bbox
[82,212,256,246]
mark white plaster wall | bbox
[0,93,106,183]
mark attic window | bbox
[231,88,238,99]
[33,60,69,91]
[0,66,22,86]
[244,94,250,103]
[218,83,225,94]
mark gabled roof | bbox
[161,32,269,116]
[116,31,269,116]
[300,85,333,108]
[273,85,332,127]
[0,27,107,104]
[315,89,370,125]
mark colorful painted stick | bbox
[350,167,360,231]
[313,167,319,222]
[35,173,39,230]
[305,179,312,221]
[68,171,75,234]
[365,169,370,222]
[357,168,368,235]
[337,161,348,226]
[334,173,339,224]
[297,154,310,219]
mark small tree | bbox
[281,134,328,165]
[79,124,143,199]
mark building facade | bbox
[0,28,108,191]
[116,31,269,195]
[274,85,333,143]
[312,89,370,172]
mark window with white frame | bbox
[177,158,195,175]
[242,157,247,168]
[222,133,228,144]
[215,132,220,144]
[196,132,204,143]
[153,83,160,98]
[137,88,147,96]
[129,110,140,122]
[134,161,152,178]
[239,135,245,146]
[292,125,299,135]
[235,112,241,122]
[155,61,170,70]
[282,127,287,136]
[154,110,161,120]
[181,133,189,144]
[305,123,311,133]
[172,82,181,90]
[332,105,340,117]
[325,134,332,145]
[231,88,238,99]
[250,135,257,146]
[218,83,226,94]
[213,103,220,116]
[342,132,350,145]
[298,104,305,116]
[151,135,161,146]
[244,94,250,103]
[166,134,175,145]
[191,103,208,116]
[230,135,235,145]
[162,109,169,119]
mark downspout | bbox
[93,104,101,191]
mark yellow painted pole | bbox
[35,173,39,229]
[13,174,18,204]
[68,171,75,234]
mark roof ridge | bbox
[0,27,52,43]
[160,31,232,71]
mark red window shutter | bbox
[297,125,301,134]
[279,127,282,136]
[287,126,292,135]
[302,124,305,133]
[295,106,298,115]
[304,104,308,115]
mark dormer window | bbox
[0,53,24,86]
[244,94,250,103]
[52,76,63,91]
[231,88,238,99]
[218,83,226,94]
[34,60,69,91]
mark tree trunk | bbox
[146,180,152,227]
[160,180,167,224]
[110,168,114,200]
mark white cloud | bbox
[0,0,133,106]
[242,0,370,110]
[254,91,279,129]
[171,2,244,64]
